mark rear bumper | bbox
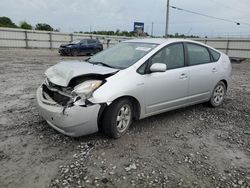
[36,86,100,137]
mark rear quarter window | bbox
[209,49,221,62]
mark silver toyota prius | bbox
[37,38,232,138]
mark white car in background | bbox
[37,38,232,138]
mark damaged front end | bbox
[37,70,116,137]
[42,79,74,107]
[42,78,98,113]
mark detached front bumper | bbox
[36,86,100,137]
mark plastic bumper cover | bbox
[36,86,100,137]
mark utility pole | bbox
[165,0,170,38]
[151,22,154,37]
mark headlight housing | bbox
[72,80,103,99]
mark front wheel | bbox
[209,81,226,107]
[102,99,133,138]
[71,49,78,56]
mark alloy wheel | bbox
[116,104,131,133]
[213,84,225,105]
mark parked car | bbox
[58,39,103,56]
[37,38,232,138]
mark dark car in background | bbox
[59,39,103,56]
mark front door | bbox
[79,40,90,54]
[144,43,189,115]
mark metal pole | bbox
[226,40,230,55]
[70,33,73,42]
[165,0,170,38]
[151,22,154,37]
[49,32,52,49]
[24,30,28,48]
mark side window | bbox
[209,49,221,62]
[137,62,147,74]
[186,43,211,65]
[88,39,96,44]
[80,40,87,45]
[151,43,185,70]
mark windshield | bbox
[88,42,158,69]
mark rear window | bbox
[210,49,221,61]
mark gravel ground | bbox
[0,49,249,188]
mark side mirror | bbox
[150,63,167,73]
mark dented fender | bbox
[89,68,146,119]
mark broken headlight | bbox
[72,80,102,99]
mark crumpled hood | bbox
[45,61,118,87]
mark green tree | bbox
[20,21,32,30]
[83,30,136,37]
[35,23,54,31]
[167,33,199,38]
[0,16,17,28]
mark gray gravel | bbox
[0,49,249,188]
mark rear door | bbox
[185,42,220,103]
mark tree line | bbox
[79,30,142,37]
[0,16,199,38]
[0,16,56,31]
[77,30,199,38]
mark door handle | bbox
[179,73,188,79]
[212,68,217,72]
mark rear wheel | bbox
[94,48,101,54]
[90,49,100,56]
[102,99,133,138]
[209,81,226,107]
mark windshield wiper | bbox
[88,61,114,68]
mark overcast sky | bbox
[1,0,250,37]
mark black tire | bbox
[94,48,101,54]
[89,49,99,56]
[102,99,133,138]
[60,52,66,56]
[209,81,226,107]
[71,49,78,56]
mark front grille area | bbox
[42,84,72,106]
